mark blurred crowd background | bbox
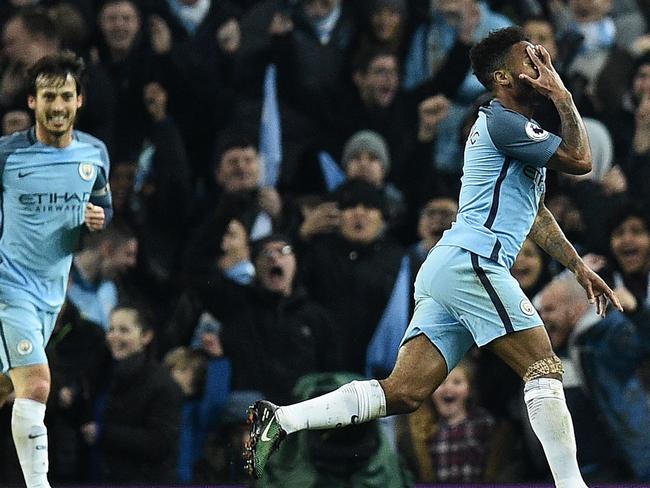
[1,0,650,486]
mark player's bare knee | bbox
[523,355,564,382]
[382,379,427,414]
[396,393,425,414]
[17,378,50,403]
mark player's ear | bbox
[27,95,36,110]
[76,94,84,109]
[494,69,510,87]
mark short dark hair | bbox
[631,52,650,85]
[112,300,155,333]
[605,200,650,240]
[213,131,257,167]
[470,27,529,91]
[25,50,86,97]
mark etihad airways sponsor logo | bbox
[18,191,90,212]
[19,192,91,205]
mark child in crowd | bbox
[428,359,496,483]
[165,346,208,398]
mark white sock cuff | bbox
[524,377,565,402]
[351,379,387,422]
[12,399,46,422]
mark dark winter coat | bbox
[100,352,183,484]
[299,233,405,373]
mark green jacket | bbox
[255,372,414,488]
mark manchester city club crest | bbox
[78,163,95,181]
[519,299,536,316]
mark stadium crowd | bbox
[0,0,650,485]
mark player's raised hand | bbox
[573,262,623,317]
[84,203,105,232]
[519,44,569,101]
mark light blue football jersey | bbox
[0,127,112,312]
[438,100,562,268]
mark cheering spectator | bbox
[89,304,183,484]
[183,133,283,283]
[535,273,650,481]
[299,179,406,373]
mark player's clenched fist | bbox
[84,203,105,231]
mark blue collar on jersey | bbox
[27,126,80,146]
[27,126,36,145]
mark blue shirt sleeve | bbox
[487,107,562,167]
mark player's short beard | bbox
[43,114,74,137]
[514,77,545,107]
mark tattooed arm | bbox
[529,195,581,272]
[530,195,622,316]
[520,44,591,175]
[546,93,592,175]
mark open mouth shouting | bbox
[611,217,650,274]
[267,265,285,283]
[431,366,471,424]
[434,392,464,418]
[259,263,291,295]
[255,242,296,296]
[615,246,647,274]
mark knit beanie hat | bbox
[332,179,388,218]
[341,130,391,174]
